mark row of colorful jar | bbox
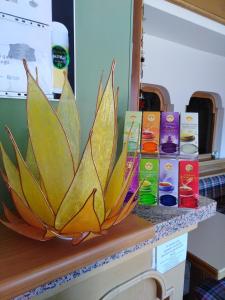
[123,111,198,157]
[125,156,199,208]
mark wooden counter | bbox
[0,215,154,300]
[0,197,216,300]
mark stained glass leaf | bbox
[55,140,104,230]
[7,127,55,226]
[72,232,90,245]
[61,189,100,234]
[91,61,116,191]
[114,191,139,225]
[44,230,56,239]
[96,72,103,110]
[0,204,52,241]
[108,158,136,218]
[25,139,40,181]
[57,73,80,171]
[101,215,118,231]
[24,62,74,213]
[10,188,44,229]
[104,142,127,215]
[0,143,26,203]
[107,87,119,181]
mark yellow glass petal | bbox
[0,171,9,185]
[108,87,119,180]
[24,63,74,213]
[0,205,52,241]
[108,158,136,218]
[72,232,90,245]
[101,215,118,231]
[55,140,104,230]
[25,138,40,181]
[104,142,127,216]
[114,191,138,226]
[103,187,138,230]
[96,73,103,110]
[35,66,39,83]
[72,231,108,245]
[7,128,55,226]
[57,73,80,171]
[10,189,44,229]
[91,61,116,191]
[44,230,56,239]
[61,189,100,234]
[25,68,41,181]
[0,143,26,203]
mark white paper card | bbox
[151,248,156,269]
[0,0,52,25]
[0,18,52,96]
[156,233,188,273]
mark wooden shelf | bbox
[200,158,225,177]
[0,214,154,300]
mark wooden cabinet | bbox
[167,0,225,25]
[46,249,185,300]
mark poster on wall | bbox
[0,0,52,25]
[0,0,53,98]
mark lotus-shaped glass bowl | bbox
[0,61,138,245]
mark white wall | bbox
[142,34,225,157]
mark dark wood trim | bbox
[200,158,225,178]
[166,0,225,26]
[140,83,172,112]
[130,0,143,110]
[187,251,219,280]
[191,91,218,114]
[187,91,220,155]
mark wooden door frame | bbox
[186,91,221,156]
[140,83,173,112]
[130,0,143,110]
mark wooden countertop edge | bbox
[187,251,219,279]
[0,215,154,299]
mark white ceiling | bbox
[143,1,225,57]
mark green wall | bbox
[75,0,133,150]
[0,0,134,209]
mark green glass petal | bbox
[55,140,104,230]
[91,61,116,192]
[25,64,74,213]
[57,73,80,171]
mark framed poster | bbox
[0,0,53,98]
[0,0,52,25]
